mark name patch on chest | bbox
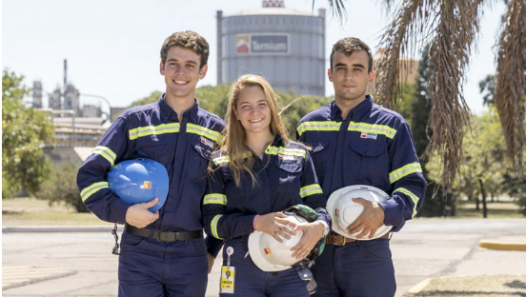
[278,154,298,161]
[360,132,378,140]
[200,136,215,149]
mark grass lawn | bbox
[2,197,111,227]
[455,200,524,219]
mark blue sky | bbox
[3,0,507,115]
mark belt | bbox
[124,224,203,242]
[326,233,390,246]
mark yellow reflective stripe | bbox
[389,162,422,183]
[297,121,341,137]
[393,187,419,217]
[300,184,323,198]
[80,182,109,202]
[203,194,227,206]
[91,146,117,166]
[129,123,180,140]
[348,122,397,139]
[212,153,253,165]
[211,214,223,239]
[186,123,223,145]
[265,146,306,158]
[213,156,230,166]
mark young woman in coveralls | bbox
[203,75,331,296]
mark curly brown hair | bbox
[330,37,373,73]
[160,31,209,70]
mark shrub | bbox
[36,162,89,213]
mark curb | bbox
[404,274,526,296]
[2,267,77,291]
[405,278,431,295]
[479,240,526,251]
[2,225,114,233]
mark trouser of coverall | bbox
[118,230,208,297]
[311,238,396,297]
[220,239,310,297]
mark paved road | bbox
[3,218,526,296]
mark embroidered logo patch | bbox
[278,154,297,161]
[141,181,152,189]
[200,136,215,149]
[360,132,378,140]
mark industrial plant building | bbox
[217,0,326,96]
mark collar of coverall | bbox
[157,95,199,123]
[330,95,373,122]
[271,134,284,147]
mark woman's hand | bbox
[290,221,325,260]
[255,212,297,243]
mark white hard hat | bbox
[248,213,307,272]
[326,185,392,240]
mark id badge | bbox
[220,266,235,294]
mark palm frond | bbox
[494,0,526,178]
[374,0,436,109]
[425,0,484,191]
[375,0,486,192]
[325,0,347,24]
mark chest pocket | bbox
[348,142,388,184]
[188,143,213,186]
[276,158,303,173]
[309,141,330,185]
[275,157,303,196]
[135,136,172,164]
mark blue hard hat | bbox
[107,158,169,212]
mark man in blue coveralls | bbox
[297,37,427,296]
[77,31,224,297]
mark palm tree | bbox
[324,0,526,191]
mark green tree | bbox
[427,107,511,218]
[276,91,331,139]
[463,108,506,217]
[404,45,453,217]
[36,162,89,213]
[479,75,496,106]
[2,70,55,198]
[129,91,163,108]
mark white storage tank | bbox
[217,0,326,96]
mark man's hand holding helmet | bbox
[346,198,385,239]
[125,197,160,228]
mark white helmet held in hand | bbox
[326,185,392,240]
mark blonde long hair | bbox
[213,75,290,187]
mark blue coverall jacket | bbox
[203,136,331,242]
[77,96,224,296]
[296,96,427,297]
[297,96,426,228]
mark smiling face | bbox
[233,85,272,137]
[329,50,375,105]
[160,46,207,102]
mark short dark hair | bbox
[330,37,373,73]
[160,31,209,70]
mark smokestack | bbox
[64,59,67,89]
